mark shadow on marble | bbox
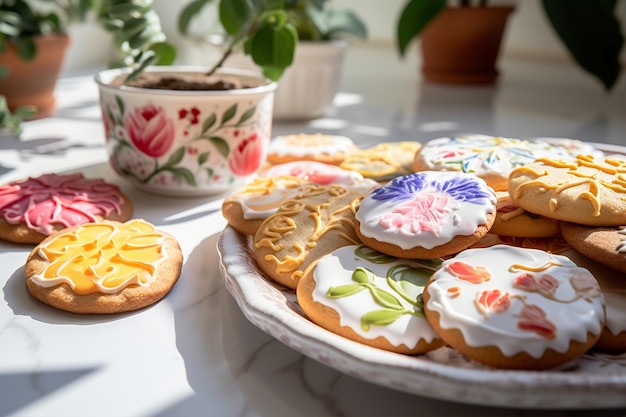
[0,368,99,416]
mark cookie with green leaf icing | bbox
[297,244,444,355]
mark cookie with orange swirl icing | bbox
[267,133,359,165]
[508,154,626,226]
[253,179,379,289]
[24,219,182,314]
[355,171,497,260]
[490,191,560,238]
[0,173,133,244]
[297,245,444,354]
[222,176,310,235]
[422,245,605,370]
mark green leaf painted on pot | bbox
[326,283,365,298]
[351,267,373,284]
[163,146,186,167]
[361,309,405,331]
[221,104,237,125]
[198,151,210,166]
[237,106,256,125]
[209,136,229,158]
[169,167,196,186]
[202,113,217,133]
[115,95,125,116]
[354,246,397,264]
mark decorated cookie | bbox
[259,161,363,184]
[412,134,573,191]
[267,133,359,165]
[355,172,497,259]
[24,219,183,314]
[340,141,421,181]
[0,173,133,244]
[490,191,560,238]
[254,180,379,289]
[508,154,626,226]
[222,176,310,235]
[471,233,572,255]
[297,245,444,354]
[423,245,605,370]
[560,222,626,273]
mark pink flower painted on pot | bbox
[124,104,175,158]
[229,133,266,176]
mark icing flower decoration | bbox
[513,273,560,298]
[569,270,603,302]
[379,191,450,235]
[229,133,266,176]
[446,261,491,284]
[475,289,511,316]
[124,103,175,158]
[517,303,557,340]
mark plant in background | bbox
[396,0,624,91]
[178,0,367,81]
[0,95,36,137]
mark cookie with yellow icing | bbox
[267,133,358,165]
[297,245,444,355]
[222,176,310,235]
[253,180,379,289]
[490,191,560,238]
[508,154,626,227]
[340,141,421,181]
[24,219,182,314]
[423,245,605,370]
[355,172,497,260]
[560,222,626,274]
[412,134,573,191]
[0,173,133,244]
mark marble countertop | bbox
[1,43,625,417]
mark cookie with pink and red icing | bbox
[297,244,444,355]
[355,171,497,259]
[267,133,358,165]
[259,161,364,184]
[0,173,133,244]
[422,245,605,369]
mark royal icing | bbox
[30,220,168,295]
[417,134,574,177]
[310,245,442,348]
[259,161,363,184]
[226,176,307,220]
[426,245,605,358]
[269,133,356,157]
[0,173,125,235]
[356,172,496,250]
[341,141,420,180]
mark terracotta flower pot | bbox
[95,66,277,197]
[0,34,70,119]
[420,6,515,84]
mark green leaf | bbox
[169,167,197,186]
[361,309,405,331]
[0,66,9,80]
[209,136,229,158]
[150,41,176,65]
[115,95,125,116]
[351,267,373,284]
[542,0,624,91]
[323,9,368,40]
[163,146,186,168]
[396,0,446,56]
[237,106,256,125]
[221,103,237,125]
[370,287,404,310]
[202,113,217,133]
[260,66,285,82]
[354,246,397,264]
[198,151,210,166]
[326,283,365,298]
[16,38,36,61]
[178,0,213,35]
[250,23,297,68]
[219,0,254,36]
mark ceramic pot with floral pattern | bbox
[95,66,276,196]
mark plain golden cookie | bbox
[267,133,359,165]
[560,222,626,273]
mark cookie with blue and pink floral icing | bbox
[297,245,444,354]
[267,133,358,165]
[412,134,574,191]
[259,161,364,184]
[355,171,497,259]
[0,173,133,244]
[422,245,605,369]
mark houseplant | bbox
[397,0,624,90]
[178,0,368,119]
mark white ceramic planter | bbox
[95,66,276,196]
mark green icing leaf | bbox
[354,245,397,264]
[326,284,365,298]
[351,267,373,284]
[370,287,404,310]
[361,309,405,331]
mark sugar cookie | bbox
[267,133,358,165]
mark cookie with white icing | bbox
[471,233,572,255]
[508,154,626,226]
[254,180,379,289]
[222,176,310,235]
[423,245,605,370]
[259,161,364,184]
[340,141,421,181]
[412,134,573,191]
[267,133,358,165]
[355,172,497,259]
[560,222,626,274]
[297,245,444,354]
[25,219,183,314]
[490,191,560,238]
[0,172,133,244]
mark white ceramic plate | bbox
[217,141,626,409]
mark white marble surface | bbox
[1,43,625,417]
